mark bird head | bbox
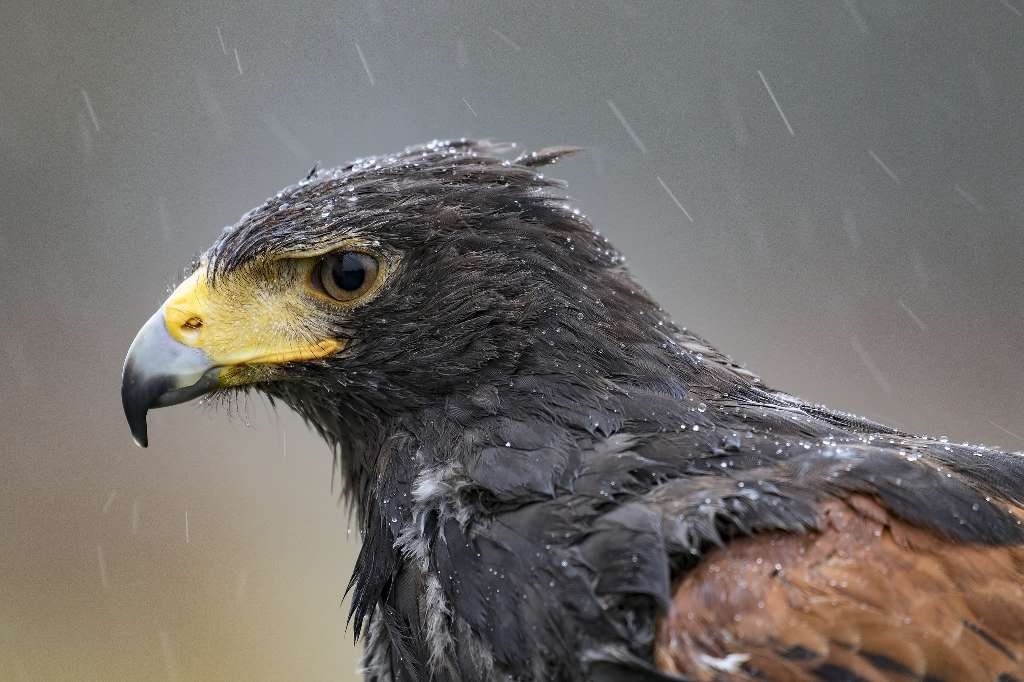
[121,140,650,448]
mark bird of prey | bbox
[122,140,1024,681]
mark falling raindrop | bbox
[80,88,100,132]
[96,545,109,590]
[102,490,118,514]
[756,71,794,137]
[489,27,522,51]
[987,420,1023,443]
[849,336,892,394]
[867,149,900,185]
[655,176,694,223]
[998,0,1022,16]
[897,299,928,332]
[354,42,375,86]
[606,99,648,155]
[953,184,983,212]
[215,25,227,54]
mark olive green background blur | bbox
[1,2,1022,680]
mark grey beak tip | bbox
[121,362,155,448]
[127,406,150,448]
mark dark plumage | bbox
[123,140,1024,681]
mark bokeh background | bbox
[2,2,1022,680]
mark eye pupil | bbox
[333,252,366,291]
[316,250,380,302]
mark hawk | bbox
[122,140,1024,681]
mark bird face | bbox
[121,234,399,446]
[121,140,592,447]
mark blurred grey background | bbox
[1,2,1022,680]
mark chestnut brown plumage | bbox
[656,496,1024,680]
[121,140,1024,681]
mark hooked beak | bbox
[120,265,343,447]
[121,309,221,447]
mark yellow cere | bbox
[162,262,343,381]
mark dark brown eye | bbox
[315,251,379,302]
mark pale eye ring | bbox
[314,251,379,302]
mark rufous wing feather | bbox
[655,495,1024,681]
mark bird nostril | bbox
[163,305,206,345]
